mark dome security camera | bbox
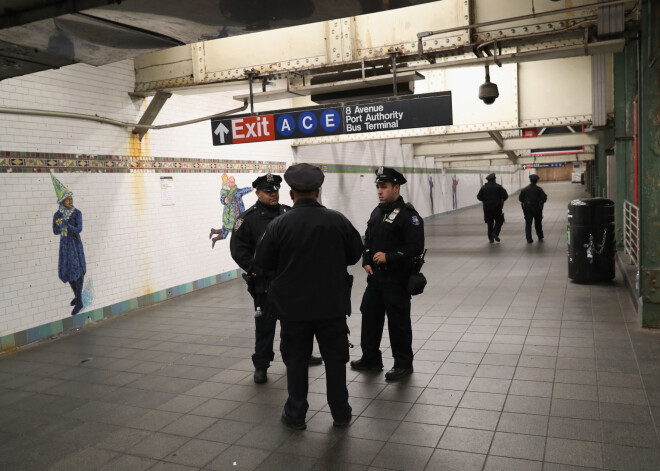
[479,65,499,105]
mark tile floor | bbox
[1,181,659,470]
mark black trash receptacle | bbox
[567,198,615,283]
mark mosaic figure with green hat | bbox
[51,173,86,315]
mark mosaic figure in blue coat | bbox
[51,174,86,315]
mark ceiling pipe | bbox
[0,100,248,131]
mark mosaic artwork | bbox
[209,173,252,248]
[51,173,88,316]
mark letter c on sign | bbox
[298,112,317,134]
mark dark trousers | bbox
[524,209,544,241]
[484,208,503,241]
[252,295,276,369]
[359,272,413,369]
[69,275,84,315]
[280,318,351,421]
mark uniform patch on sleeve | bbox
[411,215,421,226]
[234,218,244,231]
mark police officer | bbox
[477,173,508,243]
[230,173,322,384]
[519,174,548,243]
[254,164,363,430]
[351,167,425,381]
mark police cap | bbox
[486,173,496,181]
[252,173,282,191]
[284,163,325,192]
[375,166,407,185]
[529,174,539,182]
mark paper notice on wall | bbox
[160,176,175,206]
[360,175,365,192]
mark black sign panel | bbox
[211,92,452,146]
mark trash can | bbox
[567,198,615,283]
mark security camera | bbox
[479,65,499,105]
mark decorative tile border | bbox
[313,163,524,175]
[0,268,242,354]
[0,151,286,174]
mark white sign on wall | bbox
[160,176,175,206]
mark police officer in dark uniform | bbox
[351,167,425,381]
[254,164,363,430]
[477,173,509,243]
[519,174,547,243]
[230,173,322,384]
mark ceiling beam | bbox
[416,132,598,156]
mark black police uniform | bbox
[254,164,363,427]
[519,177,547,243]
[230,186,289,371]
[356,168,425,376]
[477,175,509,242]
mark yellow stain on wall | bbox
[128,127,153,296]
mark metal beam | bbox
[416,132,599,156]
[133,91,172,141]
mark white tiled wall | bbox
[0,58,528,337]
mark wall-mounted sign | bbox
[211,92,452,146]
[160,176,175,206]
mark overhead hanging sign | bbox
[211,91,452,146]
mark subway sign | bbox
[211,91,452,146]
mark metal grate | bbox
[623,200,639,266]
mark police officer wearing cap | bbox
[230,173,322,384]
[477,173,509,243]
[519,173,547,243]
[254,163,363,430]
[351,167,425,381]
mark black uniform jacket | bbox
[230,200,290,274]
[362,196,425,282]
[254,198,363,321]
[519,184,548,210]
[477,181,509,211]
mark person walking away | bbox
[477,173,508,243]
[519,174,547,243]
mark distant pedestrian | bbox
[477,173,508,243]
[519,174,547,243]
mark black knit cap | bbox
[529,174,539,182]
[284,163,325,192]
[375,166,407,185]
[486,173,496,181]
[252,173,282,191]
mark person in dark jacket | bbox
[519,174,548,243]
[351,167,425,381]
[254,163,363,430]
[477,173,509,243]
[230,174,324,385]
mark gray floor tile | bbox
[205,445,270,471]
[484,456,543,471]
[165,438,227,467]
[547,417,601,442]
[602,443,660,471]
[437,426,494,454]
[425,449,486,471]
[544,438,602,468]
[371,442,434,471]
[389,421,445,447]
[449,407,500,431]
[490,432,546,461]
[497,412,549,436]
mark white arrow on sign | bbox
[214,122,230,144]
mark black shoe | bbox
[538,236,544,242]
[281,412,306,430]
[489,239,494,243]
[350,359,383,371]
[385,366,413,381]
[333,413,352,427]
[254,368,267,384]
[527,239,533,243]
[71,303,83,316]
[70,298,77,306]
[494,236,500,242]
[309,355,323,366]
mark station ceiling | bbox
[0,0,438,81]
